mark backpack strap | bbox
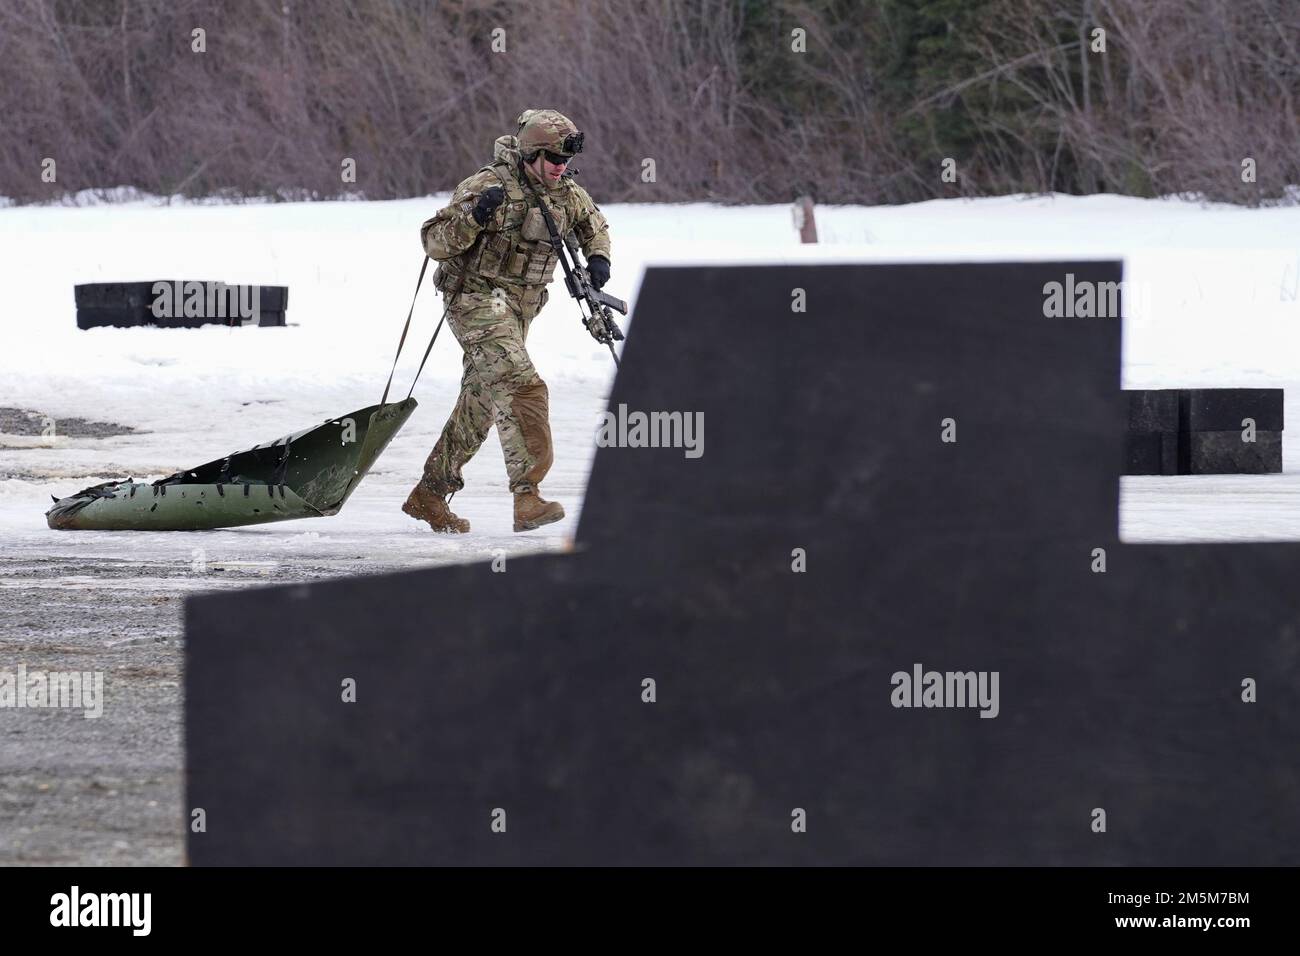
[479,161,526,204]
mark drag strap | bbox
[381,256,431,405]
[403,247,480,400]
[404,252,474,401]
[405,312,446,400]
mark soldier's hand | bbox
[586,255,610,290]
[586,309,622,344]
[471,186,506,227]
[585,313,608,344]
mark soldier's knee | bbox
[514,376,550,417]
[468,337,537,391]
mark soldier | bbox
[403,109,612,534]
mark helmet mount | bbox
[517,109,584,163]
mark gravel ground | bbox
[0,553,432,866]
[0,406,137,439]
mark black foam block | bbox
[255,286,289,311]
[1126,389,1179,433]
[1180,388,1283,475]
[186,262,1300,866]
[74,281,157,310]
[76,307,149,329]
[1123,388,1283,475]
[1183,388,1283,433]
[1123,432,1177,475]
[76,307,287,330]
[74,282,288,328]
[1123,390,1179,476]
[1186,430,1282,474]
[76,309,213,330]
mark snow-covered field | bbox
[3,191,1300,556]
[2,190,1298,864]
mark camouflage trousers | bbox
[421,285,553,495]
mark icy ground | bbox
[3,193,1300,552]
[3,192,1300,555]
[1,191,1299,862]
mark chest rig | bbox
[438,162,568,292]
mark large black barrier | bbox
[186,262,1300,865]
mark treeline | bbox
[1,0,1295,205]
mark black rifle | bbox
[517,160,626,366]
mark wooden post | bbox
[793,195,818,243]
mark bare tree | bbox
[0,0,1294,205]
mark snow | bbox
[2,190,1299,571]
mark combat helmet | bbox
[516,109,585,161]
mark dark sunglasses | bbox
[542,150,571,166]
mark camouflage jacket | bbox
[421,134,611,296]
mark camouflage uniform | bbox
[418,117,611,498]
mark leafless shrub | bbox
[0,0,1294,205]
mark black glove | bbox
[471,186,505,227]
[587,255,610,290]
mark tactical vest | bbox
[435,162,566,293]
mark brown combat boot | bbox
[403,482,470,534]
[513,490,565,532]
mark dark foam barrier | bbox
[186,262,1300,865]
[1123,388,1282,475]
[1124,389,1179,475]
[74,281,288,328]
